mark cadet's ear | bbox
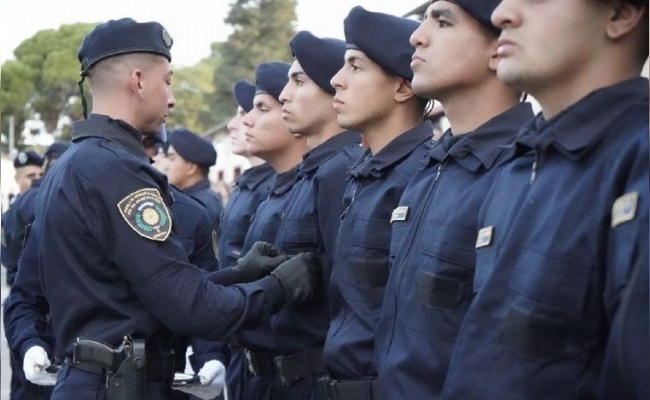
[605,1,646,40]
[394,77,416,103]
[130,69,145,98]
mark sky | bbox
[0,0,426,67]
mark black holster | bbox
[107,339,146,400]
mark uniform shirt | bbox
[235,167,300,352]
[4,183,219,361]
[185,178,224,234]
[375,103,534,398]
[323,122,433,378]
[1,180,40,285]
[442,78,649,399]
[32,114,284,357]
[217,163,275,269]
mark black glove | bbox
[270,252,321,307]
[230,241,290,283]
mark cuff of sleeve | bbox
[256,275,284,313]
[20,339,50,360]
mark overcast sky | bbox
[0,0,425,67]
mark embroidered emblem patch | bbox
[611,192,638,228]
[391,206,410,223]
[117,188,172,241]
[476,226,494,249]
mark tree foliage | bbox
[0,0,298,146]
[202,0,298,129]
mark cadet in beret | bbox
[374,1,534,398]
[28,18,319,400]
[442,0,649,399]
[231,61,312,400]
[194,79,277,400]
[166,127,224,235]
[1,141,71,400]
[320,6,432,399]
[13,150,43,195]
[239,31,363,399]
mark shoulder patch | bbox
[117,188,172,241]
[611,192,638,228]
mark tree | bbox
[0,22,95,146]
[167,59,218,132]
[202,0,298,129]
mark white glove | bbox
[172,360,225,399]
[23,346,58,386]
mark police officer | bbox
[166,127,224,235]
[320,6,432,399]
[230,61,311,399]
[373,1,534,398]
[2,145,67,287]
[218,79,276,270]
[2,141,71,400]
[189,79,277,400]
[442,0,648,398]
[29,18,319,400]
[245,31,363,399]
[13,150,44,195]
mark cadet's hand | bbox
[231,241,290,283]
[270,252,321,307]
[23,346,57,386]
[172,360,226,399]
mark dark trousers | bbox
[50,363,169,400]
[9,351,53,400]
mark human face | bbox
[165,145,191,187]
[410,1,497,100]
[15,165,42,193]
[491,0,608,96]
[152,147,169,174]
[279,60,337,136]
[242,93,294,160]
[330,49,400,133]
[140,58,176,136]
[227,106,249,156]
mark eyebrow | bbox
[429,7,456,22]
[289,70,307,80]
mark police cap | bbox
[14,150,44,169]
[168,128,217,167]
[434,0,501,34]
[233,79,256,113]
[77,17,173,73]
[254,62,291,102]
[289,31,346,95]
[343,6,419,80]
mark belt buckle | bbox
[244,349,259,376]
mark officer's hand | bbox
[270,252,321,307]
[231,241,290,283]
[172,360,225,399]
[23,346,58,386]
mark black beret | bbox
[289,31,346,95]
[14,150,43,169]
[233,79,256,113]
[168,127,216,167]
[44,141,72,160]
[344,6,419,80]
[254,61,291,102]
[77,17,173,72]
[439,0,501,34]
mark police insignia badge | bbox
[162,28,173,48]
[611,192,638,228]
[17,152,27,165]
[118,188,172,241]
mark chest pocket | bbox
[278,217,319,255]
[503,247,593,361]
[346,218,391,293]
